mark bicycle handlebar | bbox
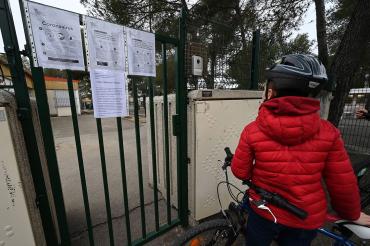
[244,180,308,220]
[224,147,233,159]
[224,147,308,220]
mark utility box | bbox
[192,56,203,76]
[0,107,36,246]
[0,92,46,246]
[147,90,262,221]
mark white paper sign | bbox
[90,69,128,118]
[26,1,85,70]
[85,17,125,70]
[126,27,156,77]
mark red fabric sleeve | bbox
[324,131,361,220]
[231,126,254,180]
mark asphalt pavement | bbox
[51,114,179,245]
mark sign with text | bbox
[26,1,85,70]
[85,17,125,70]
[90,69,128,118]
[126,27,156,77]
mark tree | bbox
[228,33,314,88]
[81,0,182,35]
[79,75,92,103]
[314,0,329,69]
[327,0,370,126]
[187,0,312,89]
[155,53,176,94]
[313,0,331,119]
[315,0,329,68]
[82,0,316,91]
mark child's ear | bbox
[267,88,273,100]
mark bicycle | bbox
[174,148,370,246]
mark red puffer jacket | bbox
[231,96,361,229]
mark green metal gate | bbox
[0,0,188,245]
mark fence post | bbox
[0,0,58,244]
[177,7,189,227]
[250,29,260,90]
[18,0,72,243]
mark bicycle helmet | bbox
[266,54,328,97]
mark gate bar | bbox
[148,77,160,231]
[116,118,132,245]
[132,219,180,246]
[30,67,72,245]
[96,119,115,246]
[176,7,189,227]
[66,70,94,246]
[162,43,172,224]
[0,1,58,243]
[132,78,147,237]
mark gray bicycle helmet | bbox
[266,54,328,97]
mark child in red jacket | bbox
[231,54,370,245]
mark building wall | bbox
[47,90,57,116]
[52,90,81,117]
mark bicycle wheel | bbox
[174,219,238,246]
[353,161,370,209]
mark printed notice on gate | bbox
[90,69,128,118]
[26,1,85,70]
[126,27,156,77]
[85,17,125,70]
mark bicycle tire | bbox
[174,219,237,246]
[353,161,370,209]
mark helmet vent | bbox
[308,81,320,88]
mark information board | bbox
[26,1,85,70]
[90,69,128,118]
[85,17,125,70]
[126,27,156,77]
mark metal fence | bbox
[0,1,188,246]
[185,14,257,90]
[339,87,370,154]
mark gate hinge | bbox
[187,157,191,164]
[17,108,30,121]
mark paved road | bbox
[51,115,177,245]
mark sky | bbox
[0,0,317,53]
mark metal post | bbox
[30,67,71,245]
[96,119,115,246]
[18,0,72,243]
[176,7,189,227]
[66,70,94,246]
[250,29,260,90]
[132,77,147,238]
[162,43,172,225]
[148,77,160,231]
[0,0,58,244]
[116,118,132,245]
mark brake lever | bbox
[222,161,231,170]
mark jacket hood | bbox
[256,96,321,146]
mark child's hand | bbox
[356,108,368,119]
[353,212,370,226]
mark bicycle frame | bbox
[235,187,358,246]
[317,228,354,246]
